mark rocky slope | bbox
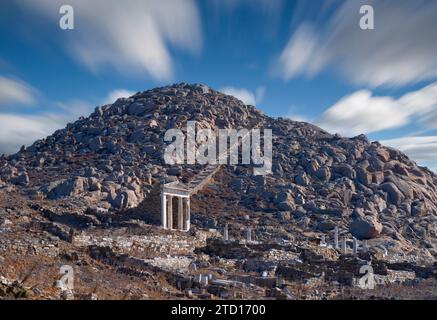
[0,83,437,297]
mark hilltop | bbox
[0,83,436,299]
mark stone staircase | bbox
[184,123,260,196]
[187,164,222,195]
[155,121,263,231]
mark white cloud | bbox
[0,76,36,107]
[0,88,135,155]
[381,136,437,172]
[398,83,437,129]
[103,89,135,105]
[18,0,202,81]
[220,86,265,106]
[56,89,136,116]
[287,114,309,122]
[316,90,408,136]
[278,24,320,79]
[0,113,66,155]
[381,136,437,162]
[56,100,94,118]
[316,82,437,136]
[278,0,437,87]
[284,105,311,122]
[398,83,437,114]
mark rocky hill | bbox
[0,83,436,299]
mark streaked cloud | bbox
[220,86,265,106]
[277,0,437,87]
[0,113,66,155]
[316,90,408,136]
[316,82,437,136]
[279,24,320,80]
[0,75,36,107]
[381,135,437,172]
[56,99,93,118]
[381,136,437,162]
[0,88,135,155]
[103,89,135,105]
[285,105,311,122]
[398,83,437,129]
[17,0,202,81]
[316,82,437,171]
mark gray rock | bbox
[295,172,309,186]
[47,177,88,199]
[129,129,146,143]
[349,215,383,240]
[89,136,103,151]
[253,175,266,187]
[109,189,139,209]
[411,200,428,217]
[274,191,291,204]
[334,164,355,179]
[144,172,152,185]
[316,220,336,232]
[381,182,404,205]
[277,201,296,211]
[244,259,277,272]
[275,212,291,221]
[356,167,372,186]
[127,102,147,116]
[167,167,182,176]
[274,191,296,211]
[12,173,29,186]
[88,177,101,192]
[315,167,331,181]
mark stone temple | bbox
[161,181,191,231]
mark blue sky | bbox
[1,0,437,170]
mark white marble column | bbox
[167,195,173,230]
[363,240,369,252]
[334,227,339,249]
[178,197,184,230]
[185,198,191,231]
[161,193,167,229]
[353,237,358,255]
[246,227,252,242]
[341,236,347,254]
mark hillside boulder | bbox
[47,177,88,199]
[349,214,383,240]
